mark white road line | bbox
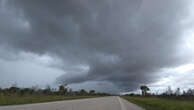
[117,97,127,110]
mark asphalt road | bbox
[0,96,144,110]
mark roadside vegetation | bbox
[0,95,100,106]
[122,85,194,110]
[122,96,194,110]
[0,84,110,106]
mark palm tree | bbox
[140,85,150,96]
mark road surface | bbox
[0,96,144,110]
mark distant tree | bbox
[140,85,150,96]
[59,85,68,95]
[183,90,186,96]
[8,87,20,94]
[129,93,135,96]
[187,89,193,96]
[80,89,88,96]
[19,89,25,96]
[89,90,95,95]
[24,88,34,95]
[166,86,173,96]
[175,88,181,96]
[59,85,65,92]
[43,85,52,95]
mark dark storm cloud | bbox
[0,0,191,91]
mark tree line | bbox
[0,84,111,97]
[126,85,194,100]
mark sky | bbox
[0,0,194,94]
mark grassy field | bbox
[122,96,194,110]
[0,95,101,106]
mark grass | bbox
[0,95,101,106]
[122,96,194,110]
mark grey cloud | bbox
[0,0,192,92]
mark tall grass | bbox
[0,95,100,106]
[122,96,194,110]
